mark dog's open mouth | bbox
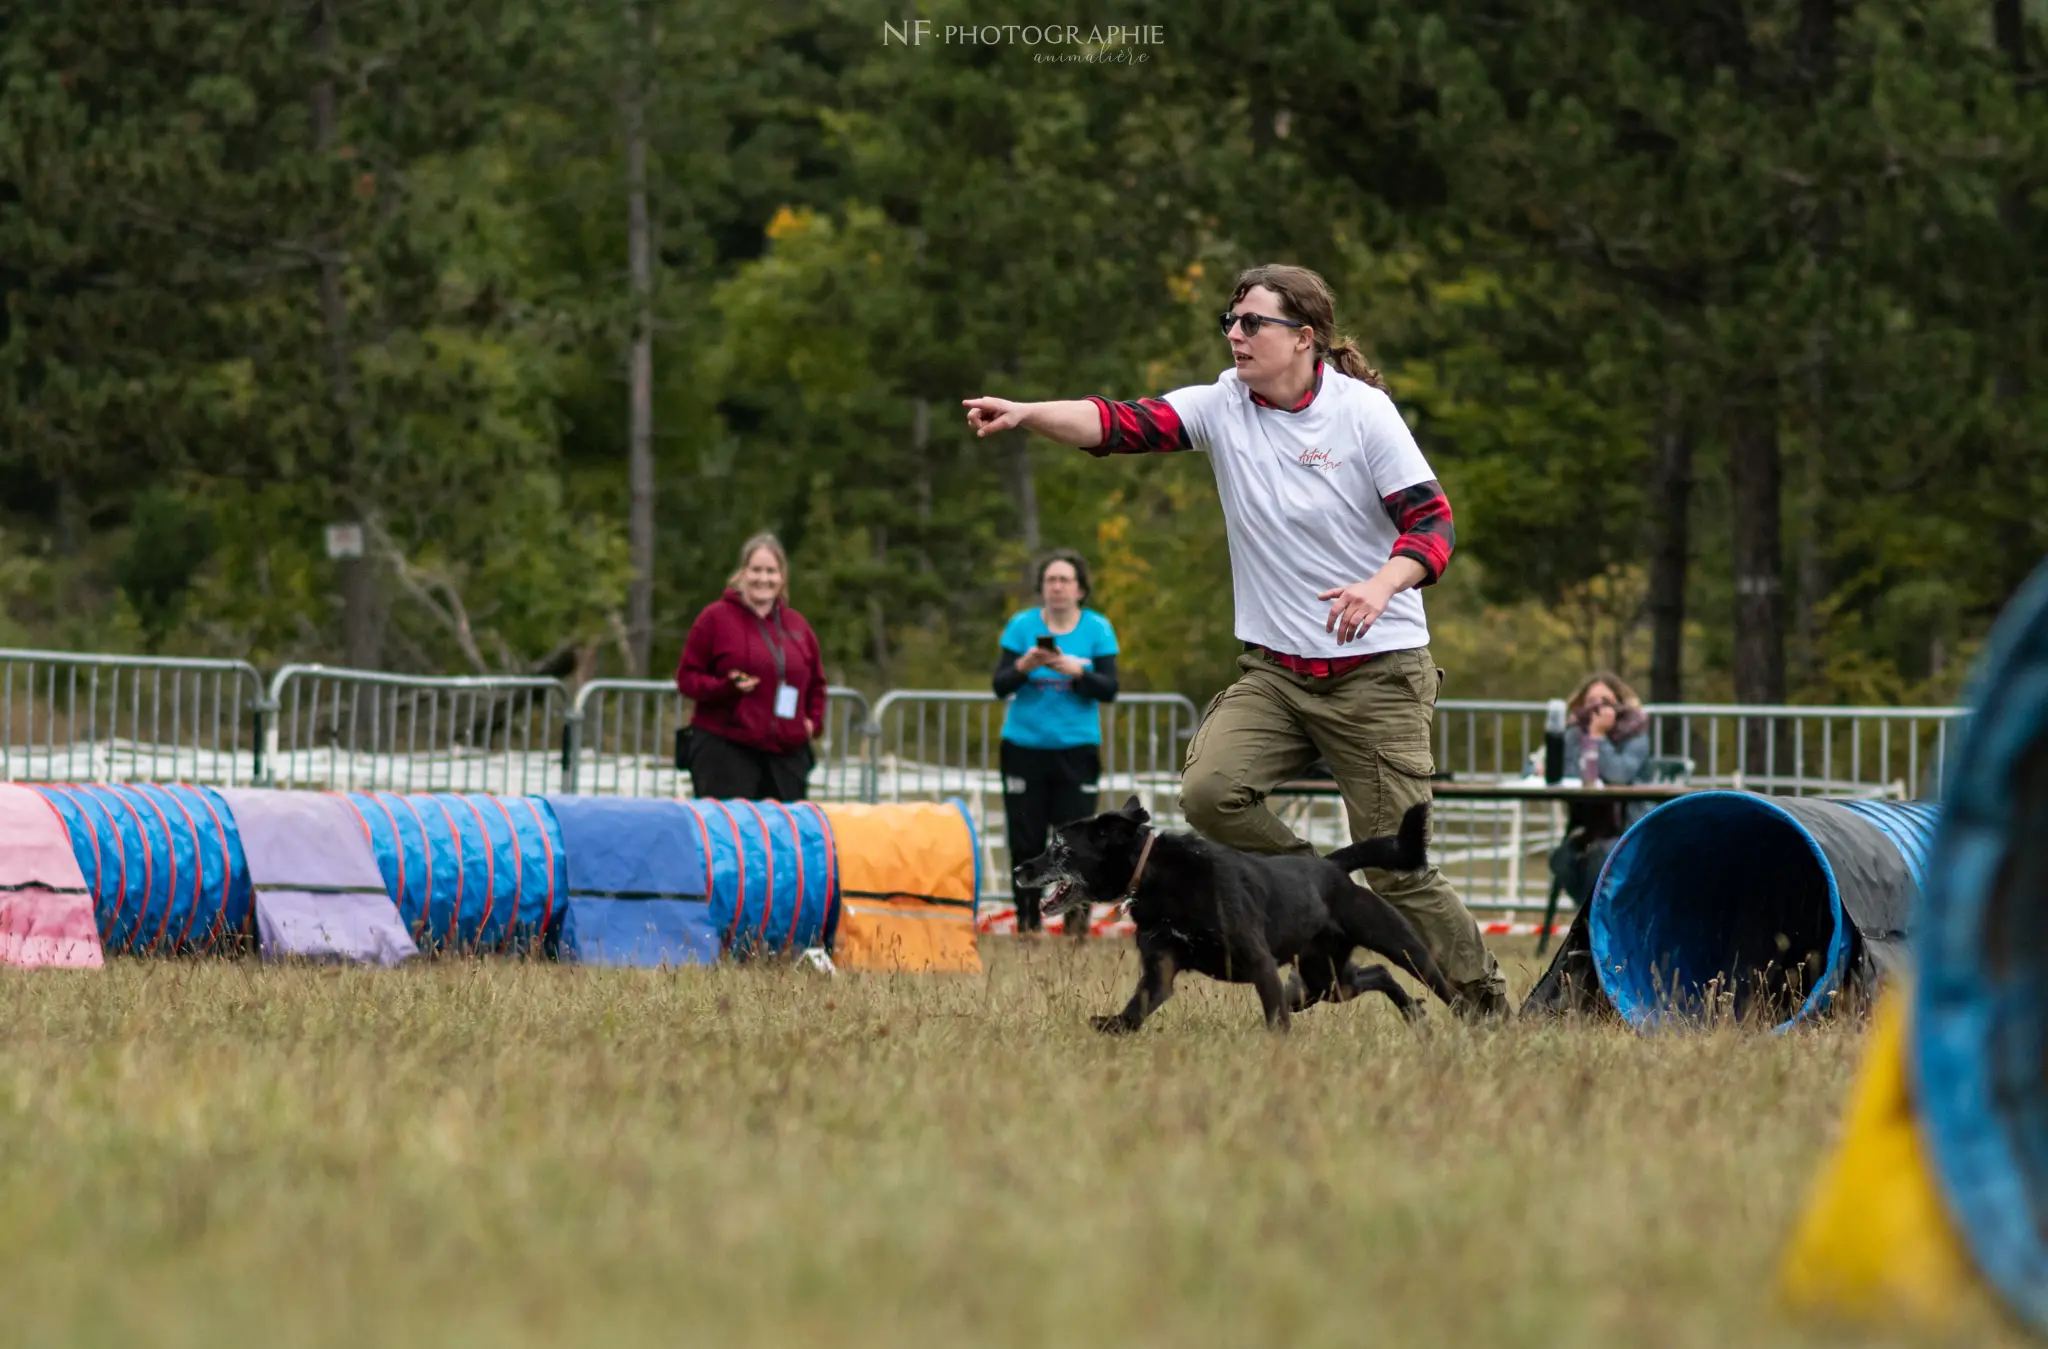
[1040,880,1077,916]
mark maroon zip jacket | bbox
[675,589,828,755]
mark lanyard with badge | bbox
[754,610,801,720]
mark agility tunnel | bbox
[0,785,977,970]
[680,799,839,958]
[1779,553,2048,1331]
[817,800,979,973]
[29,782,253,955]
[545,797,719,966]
[341,792,566,952]
[0,783,103,967]
[217,789,417,965]
[1585,793,1937,1030]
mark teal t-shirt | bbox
[998,607,1119,749]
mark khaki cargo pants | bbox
[1178,646,1506,1001]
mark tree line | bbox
[2,0,2042,710]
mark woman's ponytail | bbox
[1322,335,1387,392]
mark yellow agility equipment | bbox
[1777,989,1976,1323]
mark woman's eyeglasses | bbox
[1219,310,1309,339]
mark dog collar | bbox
[1114,830,1157,913]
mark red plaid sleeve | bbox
[1082,396,1191,456]
[1382,480,1455,585]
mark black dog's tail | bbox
[1325,803,1429,875]
[1323,804,1463,1008]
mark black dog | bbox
[1014,797,1459,1032]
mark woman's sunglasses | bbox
[1219,310,1309,339]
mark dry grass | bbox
[0,936,2024,1349]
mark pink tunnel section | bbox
[0,783,104,968]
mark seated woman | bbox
[1525,670,1654,1017]
[1551,669,1654,902]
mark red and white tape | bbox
[976,905,1570,941]
[976,903,1134,938]
[1479,920,1572,937]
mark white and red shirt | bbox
[1085,362,1454,662]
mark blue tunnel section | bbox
[538,797,839,965]
[1910,555,2048,1332]
[30,783,254,954]
[544,796,719,967]
[342,792,566,952]
[682,799,838,958]
[1588,792,1936,1031]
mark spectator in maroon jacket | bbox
[675,532,828,801]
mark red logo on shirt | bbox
[1297,447,1342,471]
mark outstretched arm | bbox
[967,381,1207,459]
[963,397,1104,447]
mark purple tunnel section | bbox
[215,789,417,966]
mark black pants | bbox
[1002,741,1101,936]
[687,728,812,802]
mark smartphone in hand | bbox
[1034,634,1060,653]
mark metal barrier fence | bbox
[1263,791,1574,914]
[563,681,870,800]
[0,645,1977,916]
[264,665,567,796]
[866,694,1970,914]
[1391,698,1971,912]
[0,650,267,785]
[1433,699,1970,799]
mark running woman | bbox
[961,263,1509,1019]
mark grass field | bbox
[0,936,2023,1348]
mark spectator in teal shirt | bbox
[993,549,1120,937]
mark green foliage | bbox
[113,489,216,648]
[2,0,2044,705]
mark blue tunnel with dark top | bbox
[1587,792,1936,1030]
